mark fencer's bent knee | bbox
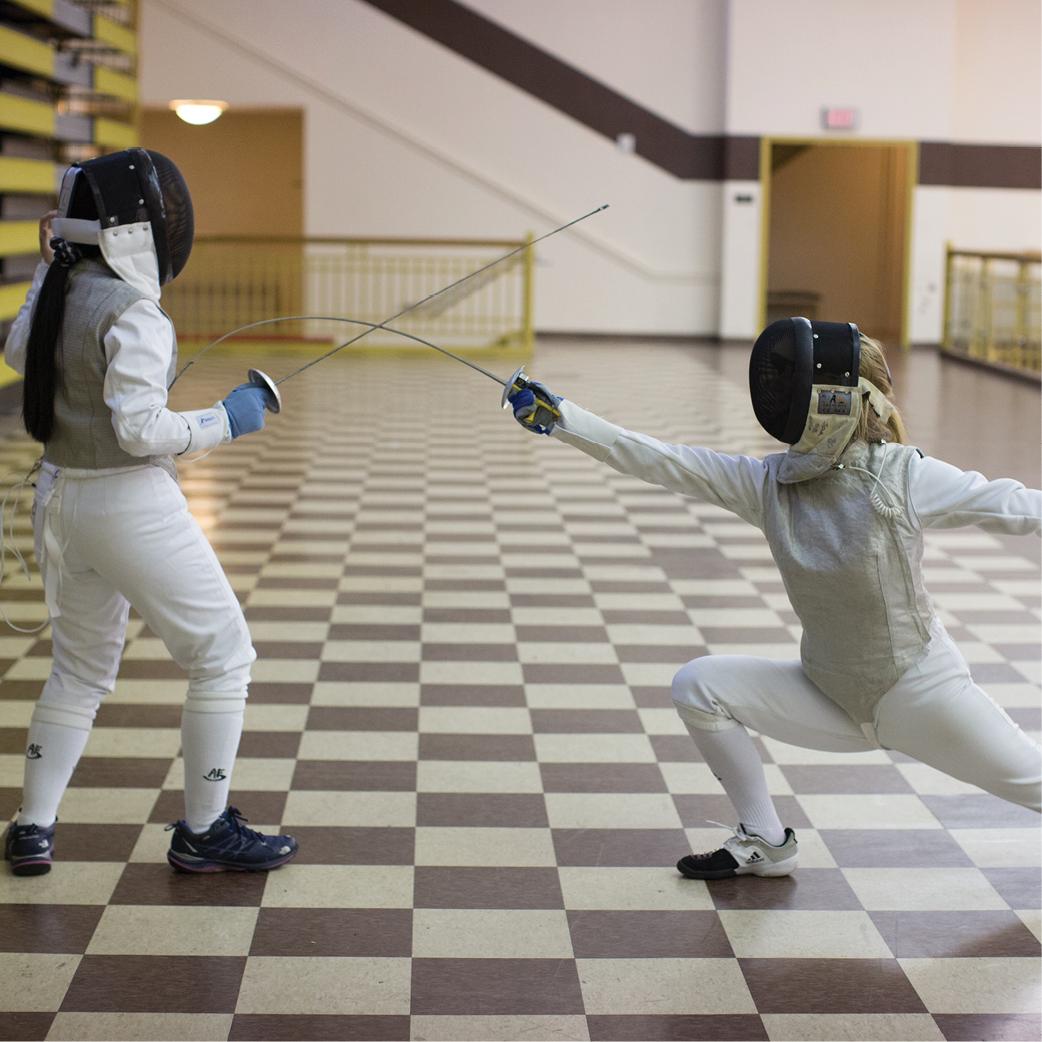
[671,658,738,732]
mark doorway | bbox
[761,139,915,346]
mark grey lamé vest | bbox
[44,259,176,476]
[761,440,934,726]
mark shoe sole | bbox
[676,855,797,880]
[167,849,298,873]
[10,858,52,877]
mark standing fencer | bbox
[507,319,1041,878]
[2,149,297,875]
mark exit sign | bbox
[821,107,859,130]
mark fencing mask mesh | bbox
[143,149,194,282]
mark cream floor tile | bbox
[0,863,124,905]
[545,792,683,830]
[321,640,422,662]
[1017,909,1042,940]
[423,564,503,581]
[592,593,685,611]
[900,957,1042,1014]
[637,708,689,735]
[894,763,986,795]
[119,638,169,660]
[760,1013,944,1041]
[297,730,417,761]
[331,605,422,624]
[796,794,941,830]
[508,578,590,596]
[420,623,517,644]
[310,681,420,707]
[418,706,532,735]
[967,624,1042,644]
[83,727,181,758]
[412,908,574,958]
[686,608,784,626]
[658,762,725,794]
[247,588,339,607]
[283,790,416,827]
[109,680,186,704]
[46,1013,235,1042]
[423,591,511,609]
[128,823,178,863]
[416,760,544,794]
[759,739,892,765]
[950,828,1042,867]
[582,565,667,583]
[414,826,557,867]
[534,733,656,763]
[246,621,330,642]
[672,580,760,597]
[409,1015,590,1042]
[236,956,412,1015]
[3,658,53,680]
[719,910,893,958]
[558,867,713,910]
[843,868,1008,911]
[243,704,309,732]
[86,905,258,956]
[250,659,320,683]
[524,685,636,710]
[259,562,346,579]
[984,683,1042,708]
[517,642,619,665]
[420,661,524,685]
[707,643,801,659]
[163,757,296,791]
[53,788,159,824]
[0,953,80,1012]
[1012,661,1041,683]
[261,865,414,908]
[0,753,26,786]
[577,957,756,1015]
[620,663,683,687]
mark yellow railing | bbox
[943,246,1041,376]
[163,235,535,354]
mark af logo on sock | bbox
[204,767,227,781]
[25,744,42,760]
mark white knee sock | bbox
[18,703,94,827]
[181,694,245,834]
[683,721,787,845]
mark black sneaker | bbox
[677,823,798,880]
[166,806,298,873]
[4,820,56,876]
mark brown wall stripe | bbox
[363,0,1041,190]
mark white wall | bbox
[141,0,1040,341]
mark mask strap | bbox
[859,377,893,423]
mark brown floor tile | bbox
[420,685,526,706]
[61,954,245,1013]
[306,706,418,732]
[110,864,267,906]
[0,905,104,953]
[318,663,420,683]
[230,1014,411,1041]
[514,626,610,643]
[778,765,914,794]
[933,1014,1042,1041]
[552,828,689,867]
[615,645,705,663]
[418,734,536,761]
[236,732,301,758]
[250,908,412,957]
[253,642,324,660]
[674,794,811,830]
[410,957,584,1014]
[115,661,186,680]
[650,735,706,762]
[289,826,414,865]
[600,611,693,626]
[416,793,548,828]
[422,643,518,662]
[921,795,1042,828]
[327,624,420,641]
[739,957,926,1013]
[245,607,333,622]
[422,609,512,624]
[149,790,287,825]
[509,593,596,608]
[248,683,314,705]
[820,829,974,868]
[414,866,564,909]
[0,680,44,700]
[698,627,793,644]
[51,823,142,862]
[68,757,172,789]
[870,910,1041,957]
[586,1014,768,1040]
[530,709,643,734]
[540,763,667,793]
[0,785,22,817]
[522,664,625,684]
[982,868,1042,909]
[336,592,422,607]
[568,910,733,958]
[0,1013,54,1041]
[708,869,863,911]
[292,761,417,791]
[92,704,182,727]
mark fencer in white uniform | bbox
[507,318,1041,879]
[3,149,297,876]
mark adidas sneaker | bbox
[677,822,798,879]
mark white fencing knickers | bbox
[21,462,255,829]
[671,620,1042,812]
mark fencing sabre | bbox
[172,204,609,413]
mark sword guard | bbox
[248,368,282,414]
[502,366,528,410]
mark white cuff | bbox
[177,406,229,455]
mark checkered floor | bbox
[0,338,1039,1042]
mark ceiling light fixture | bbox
[170,99,228,126]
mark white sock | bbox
[683,721,787,845]
[18,703,94,827]
[181,694,245,834]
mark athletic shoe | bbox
[4,820,56,876]
[166,806,298,873]
[677,822,798,879]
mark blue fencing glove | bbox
[507,379,562,435]
[221,383,267,439]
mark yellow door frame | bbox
[758,136,918,347]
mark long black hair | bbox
[22,177,100,444]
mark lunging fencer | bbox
[506,318,1042,879]
[2,148,295,876]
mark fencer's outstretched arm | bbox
[551,400,767,527]
[909,454,1042,535]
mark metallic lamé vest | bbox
[762,440,934,725]
[43,260,176,476]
